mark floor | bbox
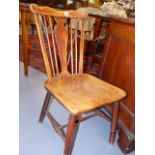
[19,62,135,155]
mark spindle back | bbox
[30,4,87,82]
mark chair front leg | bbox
[109,102,120,144]
[64,114,80,155]
[39,91,52,122]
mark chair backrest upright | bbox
[30,4,87,82]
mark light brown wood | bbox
[30,4,127,155]
[79,18,85,74]
[30,4,87,18]
[70,19,74,74]
[30,4,87,80]
[34,13,53,81]
[74,20,78,74]
[44,74,126,115]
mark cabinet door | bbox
[99,17,135,154]
[100,17,135,130]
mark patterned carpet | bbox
[19,34,103,75]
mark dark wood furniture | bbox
[51,0,84,9]
[52,0,75,9]
[83,14,110,75]
[19,0,54,7]
[99,16,135,154]
[89,14,110,41]
[20,3,35,76]
[30,4,127,155]
[19,0,79,9]
[52,0,69,9]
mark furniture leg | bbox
[109,102,120,144]
[64,115,80,155]
[118,128,135,154]
[93,18,103,40]
[39,91,52,122]
[31,24,36,35]
[21,10,29,76]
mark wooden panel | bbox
[99,16,135,153]
[101,35,134,113]
[109,17,134,42]
[100,16,135,129]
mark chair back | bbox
[30,4,87,82]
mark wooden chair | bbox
[30,4,126,155]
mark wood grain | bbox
[30,5,127,155]
[44,74,126,115]
[99,16,135,153]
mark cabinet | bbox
[99,16,135,154]
[19,0,76,9]
[19,0,53,7]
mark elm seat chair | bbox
[30,4,126,155]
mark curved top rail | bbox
[30,4,88,19]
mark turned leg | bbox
[39,91,52,122]
[21,10,29,76]
[64,115,80,155]
[109,102,120,144]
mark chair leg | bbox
[39,91,52,122]
[64,115,80,155]
[109,102,120,144]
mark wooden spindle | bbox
[43,16,56,78]
[49,17,59,76]
[70,19,74,74]
[74,20,78,75]
[34,14,52,81]
[79,19,85,74]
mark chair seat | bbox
[44,74,126,115]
